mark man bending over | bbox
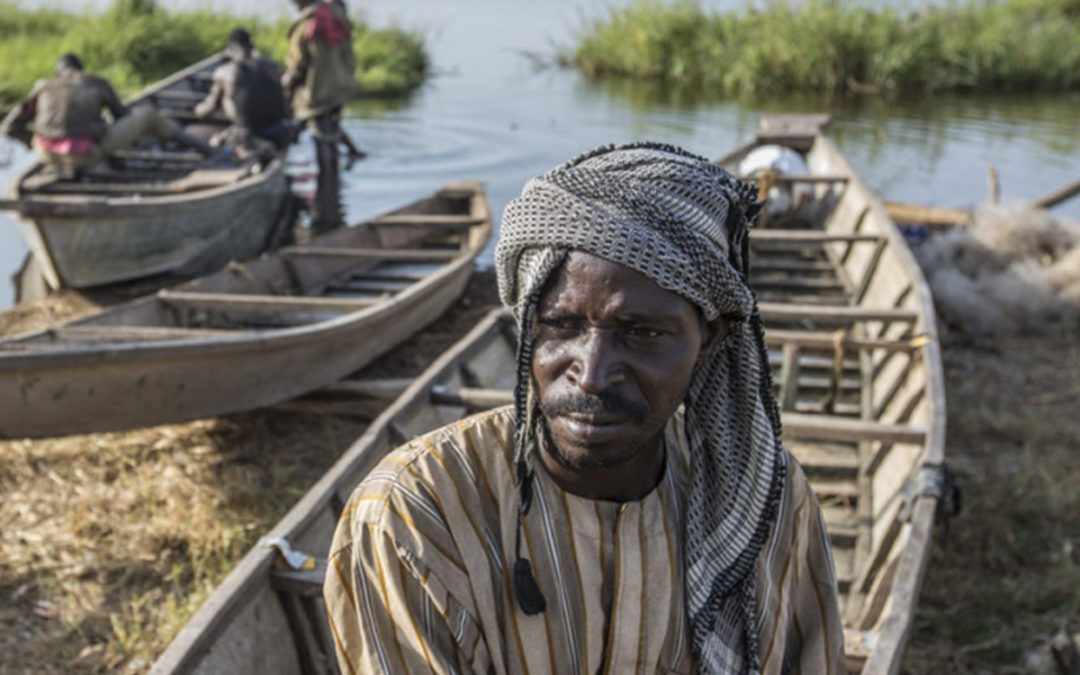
[1,53,219,174]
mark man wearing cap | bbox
[324,143,844,674]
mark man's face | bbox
[531,251,711,471]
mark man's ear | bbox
[698,315,729,362]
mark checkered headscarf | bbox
[496,142,786,674]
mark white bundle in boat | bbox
[738,144,811,214]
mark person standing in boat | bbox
[282,0,358,235]
[0,53,219,175]
[323,143,845,674]
[194,28,291,160]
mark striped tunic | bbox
[324,406,844,674]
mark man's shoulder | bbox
[339,406,516,528]
[80,74,118,96]
[81,73,111,87]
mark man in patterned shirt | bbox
[325,143,844,674]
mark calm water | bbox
[2,0,1078,308]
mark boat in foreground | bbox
[0,181,491,439]
[152,118,945,675]
[2,53,291,291]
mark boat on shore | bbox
[0,181,491,439]
[151,117,946,675]
[1,53,292,292]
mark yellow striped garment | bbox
[324,407,844,674]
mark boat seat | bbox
[758,303,919,324]
[279,246,459,262]
[749,229,883,244]
[369,213,486,228]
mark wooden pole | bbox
[1033,176,1080,210]
[883,201,971,228]
[986,162,1000,205]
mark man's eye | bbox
[627,326,663,339]
[540,317,579,332]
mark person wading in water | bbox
[282,0,358,235]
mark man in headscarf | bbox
[282,0,358,234]
[324,143,844,674]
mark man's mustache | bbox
[540,390,647,421]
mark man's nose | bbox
[567,329,623,393]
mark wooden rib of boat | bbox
[151,117,945,675]
[1,53,291,290]
[0,181,491,439]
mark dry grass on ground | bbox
[2,264,1077,673]
[0,272,500,674]
[903,330,1080,674]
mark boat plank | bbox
[279,247,459,262]
[370,214,486,227]
[764,330,924,352]
[157,291,377,314]
[758,303,919,324]
[782,413,926,444]
[750,230,882,243]
[52,325,243,343]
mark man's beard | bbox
[538,390,649,470]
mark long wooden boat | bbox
[0,181,491,439]
[151,118,945,675]
[1,53,291,291]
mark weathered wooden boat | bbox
[0,181,491,439]
[1,53,292,291]
[151,118,945,675]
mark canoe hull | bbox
[4,53,291,291]
[14,164,289,289]
[0,181,491,439]
[0,265,468,438]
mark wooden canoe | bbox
[1,53,291,290]
[0,181,491,439]
[151,119,945,675]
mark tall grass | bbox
[569,0,1080,96]
[0,0,427,107]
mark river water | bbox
[2,0,1078,308]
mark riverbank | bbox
[905,330,1080,672]
[2,266,1078,671]
[567,0,1080,96]
[0,0,427,106]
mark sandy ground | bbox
[1,266,1077,673]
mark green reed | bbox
[568,0,1080,96]
[0,0,427,107]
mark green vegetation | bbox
[0,0,427,106]
[568,0,1080,96]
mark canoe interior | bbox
[153,131,944,675]
[16,53,248,199]
[2,185,485,346]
